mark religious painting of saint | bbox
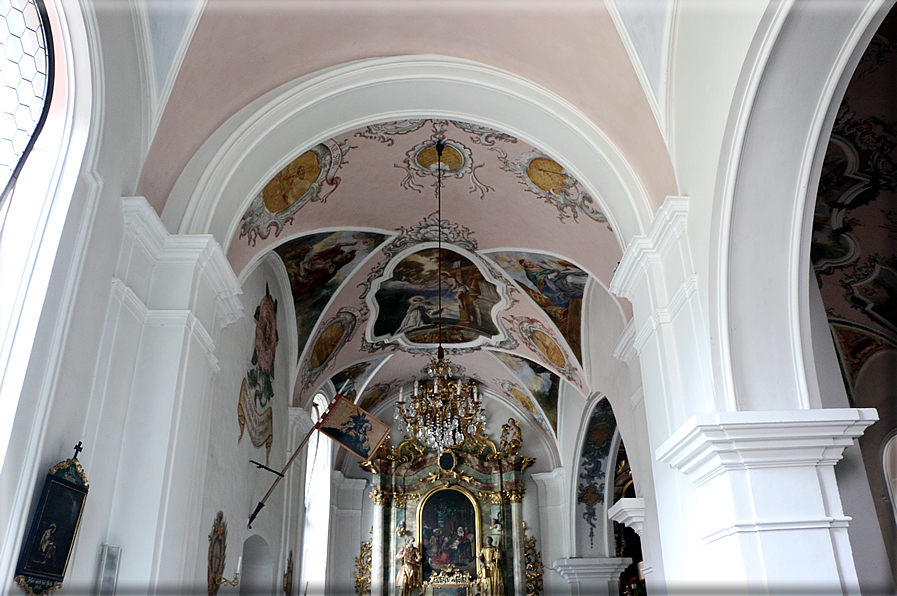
[417,487,480,582]
[373,248,500,345]
[275,231,386,359]
[16,466,88,586]
[487,251,587,363]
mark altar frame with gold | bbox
[364,433,535,596]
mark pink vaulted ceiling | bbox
[136,1,677,214]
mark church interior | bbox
[2,0,897,594]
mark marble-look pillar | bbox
[508,489,526,596]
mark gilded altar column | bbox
[508,486,526,596]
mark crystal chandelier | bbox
[393,140,488,454]
[394,356,486,453]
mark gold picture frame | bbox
[417,485,481,584]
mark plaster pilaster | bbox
[657,408,877,591]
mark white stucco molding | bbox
[611,318,637,365]
[656,408,878,488]
[607,498,645,537]
[609,195,688,302]
[168,55,654,251]
[121,196,243,329]
[288,406,315,439]
[144,309,219,373]
[553,557,632,583]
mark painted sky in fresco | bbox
[491,351,559,433]
[275,230,387,360]
[488,251,587,364]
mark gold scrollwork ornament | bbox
[505,488,525,503]
[523,523,544,596]
[353,535,373,596]
[369,490,391,506]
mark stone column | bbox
[369,489,390,596]
[656,408,877,592]
[328,472,368,595]
[507,488,526,596]
[553,558,631,596]
[287,408,315,596]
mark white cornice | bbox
[121,196,243,328]
[656,408,878,487]
[610,196,688,301]
[553,557,632,583]
[607,498,645,537]
[611,318,637,364]
[122,195,168,259]
[144,309,219,373]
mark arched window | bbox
[301,393,331,594]
[1,0,53,204]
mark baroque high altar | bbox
[361,422,538,596]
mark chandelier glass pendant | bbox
[394,140,487,454]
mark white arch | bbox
[164,55,654,253]
[711,0,892,411]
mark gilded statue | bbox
[477,536,504,596]
[395,537,422,596]
[499,418,522,457]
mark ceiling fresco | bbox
[487,251,588,365]
[491,351,560,434]
[329,356,389,402]
[812,18,897,398]
[274,230,387,362]
[229,119,624,472]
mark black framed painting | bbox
[15,458,89,596]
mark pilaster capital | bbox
[552,557,631,583]
[610,196,688,301]
[120,196,243,330]
[607,498,645,537]
[530,468,565,505]
[656,408,878,487]
[288,407,315,439]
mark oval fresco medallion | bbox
[264,149,323,213]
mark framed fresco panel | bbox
[417,486,481,583]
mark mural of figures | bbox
[275,231,386,359]
[373,248,500,344]
[419,488,479,582]
[488,251,587,363]
[491,351,559,433]
[358,381,396,412]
